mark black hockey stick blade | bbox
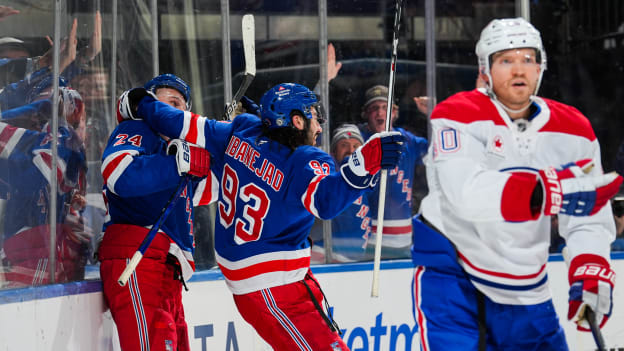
[585,307,606,351]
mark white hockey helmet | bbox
[475,18,547,95]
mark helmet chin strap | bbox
[495,97,533,115]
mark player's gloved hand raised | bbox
[537,159,622,216]
[167,139,211,178]
[567,254,615,331]
[116,88,157,123]
[240,96,260,116]
[340,131,404,189]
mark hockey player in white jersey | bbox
[411,18,622,350]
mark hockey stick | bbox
[222,14,256,121]
[371,0,404,297]
[562,246,607,351]
[117,176,190,286]
[585,307,607,351]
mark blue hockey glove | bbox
[116,88,157,123]
[567,254,614,331]
[340,131,404,189]
[240,96,260,116]
[167,139,211,178]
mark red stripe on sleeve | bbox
[102,153,132,184]
[0,124,18,155]
[186,112,200,144]
[303,175,326,214]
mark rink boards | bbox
[0,256,623,351]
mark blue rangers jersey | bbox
[0,121,86,238]
[419,88,615,305]
[101,120,216,280]
[137,99,368,294]
[359,125,428,248]
[331,194,372,260]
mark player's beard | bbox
[306,128,320,146]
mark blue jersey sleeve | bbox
[291,146,366,220]
[101,121,181,197]
[137,96,240,157]
[404,129,428,164]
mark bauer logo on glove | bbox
[340,131,404,189]
[538,159,623,217]
[167,139,211,178]
[351,152,361,167]
[567,254,615,331]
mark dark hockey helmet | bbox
[144,73,192,111]
[260,83,324,130]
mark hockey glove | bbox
[340,131,404,189]
[537,159,622,216]
[240,96,260,116]
[167,139,211,178]
[116,88,157,123]
[567,254,615,331]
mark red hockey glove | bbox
[567,254,615,331]
[167,139,211,178]
[340,131,404,189]
[116,88,157,123]
[538,159,622,216]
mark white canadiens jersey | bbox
[422,88,615,305]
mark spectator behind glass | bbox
[0,36,33,87]
[71,66,111,263]
[0,37,29,59]
[316,45,428,259]
[71,65,110,178]
[358,85,428,257]
[0,12,101,117]
[0,11,101,288]
[311,124,373,263]
[0,86,89,288]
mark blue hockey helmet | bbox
[259,83,324,129]
[144,73,192,110]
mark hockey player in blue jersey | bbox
[117,82,404,350]
[358,85,428,255]
[1,87,88,287]
[412,18,622,350]
[98,74,213,351]
[312,123,375,263]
